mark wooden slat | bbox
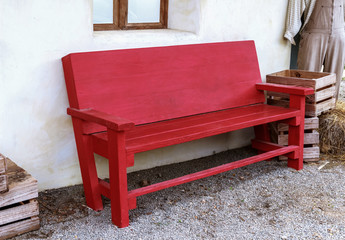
[0,200,39,226]
[314,86,336,102]
[0,155,6,175]
[0,216,39,240]
[314,98,336,116]
[0,176,8,194]
[280,146,319,161]
[0,160,38,208]
[303,146,320,159]
[127,145,299,199]
[278,132,319,145]
[92,104,300,156]
[267,98,335,117]
[278,117,318,132]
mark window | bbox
[93,0,169,31]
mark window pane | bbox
[128,0,160,23]
[93,0,113,24]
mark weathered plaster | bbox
[0,0,291,190]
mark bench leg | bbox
[108,129,130,228]
[287,125,304,170]
[72,118,103,211]
[287,95,306,171]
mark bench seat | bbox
[91,104,300,159]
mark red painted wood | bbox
[67,108,134,131]
[91,104,300,157]
[256,83,314,96]
[107,129,130,228]
[71,118,103,211]
[287,95,306,170]
[251,139,297,159]
[62,41,264,133]
[128,145,298,199]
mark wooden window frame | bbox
[94,0,169,31]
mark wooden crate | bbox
[0,159,39,240]
[267,70,336,117]
[276,117,320,162]
[0,155,7,194]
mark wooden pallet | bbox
[0,155,7,194]
[267,70,336,117]
[275,117,320,162]
[0,159,39,240]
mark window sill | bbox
[92,29,200,48]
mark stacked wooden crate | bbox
[275,117,320,162]
[266,70,336,162]
[0,156,39,240]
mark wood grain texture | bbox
[278,117,319,132]
[62,41,264,133]
[0,200,39,226]
[278,132,319,145]
[280,146,320,161]
[0,159,38,208]
[0,176,8,194]
[0,155,6,175]
[0,216,39,240]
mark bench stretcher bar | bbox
[98,143,298,206]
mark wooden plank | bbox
[0,216,39,240]
[278,132,319,145]
[128,145,299,199]
[0,160,38,208]
[0,155,6,175]
[314,86,336,102]
[0,176,8,194]
[278,117,318,132]
[280,146,320,161]
[0,200,39,226]
[315,98,336,116]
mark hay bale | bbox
[319,101,345,156]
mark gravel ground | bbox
[11,147,345,240]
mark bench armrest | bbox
[256,83,314,96]
[67,108,135,131]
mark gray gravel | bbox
[12,147,345,240]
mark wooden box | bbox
[0,155,7,194]
[273,117,320,162]
[0,159,39,240]
[267,70,336,117]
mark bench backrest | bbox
[62,41,264,132]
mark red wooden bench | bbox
[62,41,313,228]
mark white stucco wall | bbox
[0,0,291,190]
